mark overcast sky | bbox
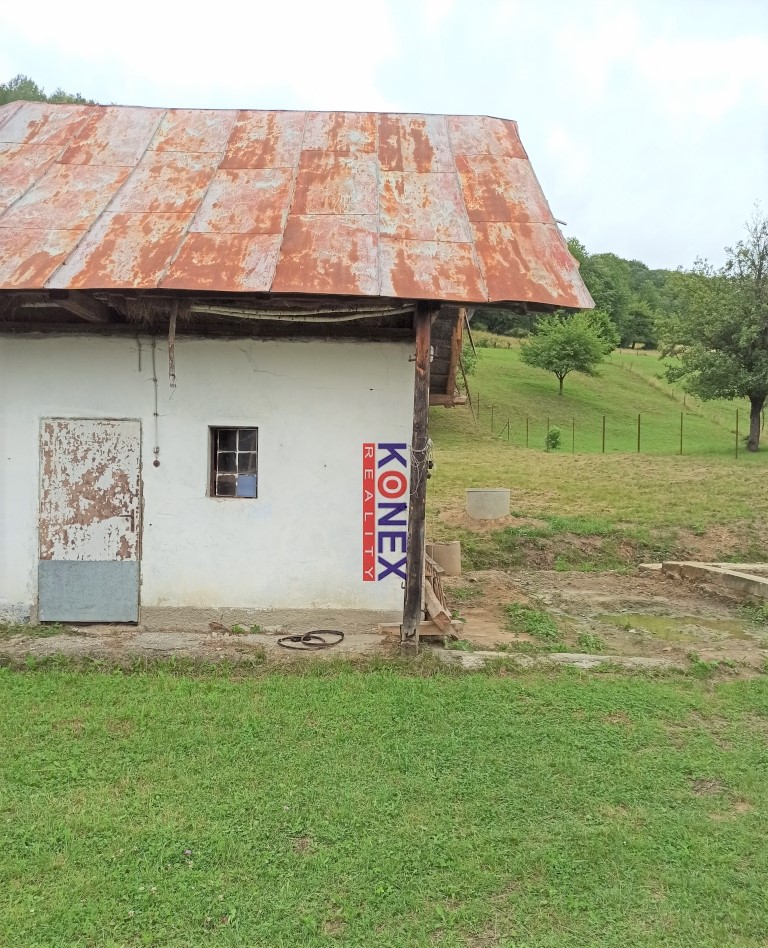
[1,0,765,270]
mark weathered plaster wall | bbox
[0,334,414,621]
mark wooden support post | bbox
[444,307,462,402]
[402,302,436,647]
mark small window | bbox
[210,427,258,498]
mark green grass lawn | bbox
[428,342,768,565]
[1,662,767,947]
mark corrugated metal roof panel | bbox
[48,212,193,289]
[162,232,282,292]
[378,113,454,173]
[471,221,594,307]
[272,215,379,296]
[0,227,84,288]
[0,143,61,213]
[221,111,305,170]
[0,103,592,307]
[0,164,131,230]
[379,237,486,302]
[110,152,219,214]
[190,167,293,234]
[58,106,164,166]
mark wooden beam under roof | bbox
[48,291,112,323]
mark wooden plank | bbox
[424,581,453,633]
[402,300,437,646]
[48,290,112,323]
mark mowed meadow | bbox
[428,341,768,569]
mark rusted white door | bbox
[38,419,141,622]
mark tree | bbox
[657,209,768,451]
[566,238,674,348]
[0,74,94,106]
[520,310,617,394]
[471,307,535,337]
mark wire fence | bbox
[465,392,755,458]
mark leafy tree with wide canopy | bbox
[658,209,768,452]
[520,310,619,395]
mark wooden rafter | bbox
[49,291,112,323]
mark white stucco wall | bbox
[0,334,415,620]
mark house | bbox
[0,103,592,640]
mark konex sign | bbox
[362,443,409,582]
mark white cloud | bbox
[553,1,643,98]
[545,125,592,187]
[422,0,456,32]
[638,35,768,120]
[0,0,400,110]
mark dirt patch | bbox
[292,836,313,854]
[691,777,726,796]
[674,522,768,562]
[444,569,768,668]
[436,505,549,535]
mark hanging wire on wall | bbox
[151,337,161,467]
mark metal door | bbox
[38,419,141,622]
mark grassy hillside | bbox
[435,343,752,457]
[428,341,768,568]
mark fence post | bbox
[526,417,529,448]
[680,411,683,456]
[602,415,606,454]
[546,417,550,452]
[736,408,739,459]
[637,413,641,453]
[572,417,575,453]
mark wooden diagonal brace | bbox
[49,291,112,323]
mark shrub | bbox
[545,426,562,450]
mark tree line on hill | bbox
[0,74,94,106]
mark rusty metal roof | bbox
[0,102,592,307]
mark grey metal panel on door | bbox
[38,561,140,622]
